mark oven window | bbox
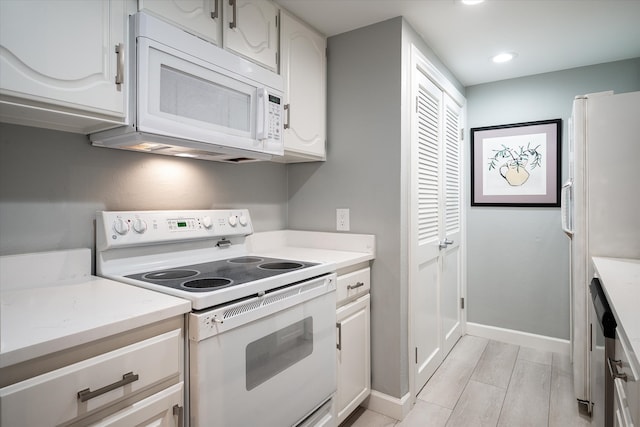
[246,317,313,391]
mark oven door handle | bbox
[336,322,342,350]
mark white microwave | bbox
[91,13,284,162]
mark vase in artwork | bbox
[499,162,530,186]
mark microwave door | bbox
[137,38,264,153]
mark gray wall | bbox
[287,17,465,399]
[288,17,404,398]
[465,58,640,339]
[0,123,288,257]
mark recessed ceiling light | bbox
[461,0,485,5]
[492,52,517,63]
[175,153,198,158]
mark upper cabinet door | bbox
[138,0,221,46]
[280,10,326,161]
[0,0,126,119]
[223,0,279,71]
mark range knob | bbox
[113,218,130,235]
[228,215,238,227]
[202,216,213,229]
[132,218,147,234]
[238,215,248,227]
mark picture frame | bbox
[470,119,561,207]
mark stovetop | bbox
[96,209,336,310]
[126,256,318,293]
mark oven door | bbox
[189,275,336,427]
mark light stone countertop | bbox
[0,250,190,369]
[246,230,376,271]
[592,256,640,379]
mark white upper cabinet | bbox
[138,0,221,45]
[223,0,279,72]
[279,10,326,161]
[0,0,128,133]
[141,0,279,72]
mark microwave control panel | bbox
[267,94,282,141]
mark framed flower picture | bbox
[470,119,562,207]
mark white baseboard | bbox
[362,390,412,421]
[466,322,570,355]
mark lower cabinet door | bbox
[95,382,183,427]
[336,294,371,424]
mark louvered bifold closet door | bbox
[411,72,444,392]
[444,99,461,237]
[417,82,441,245]
[440,93,463,357]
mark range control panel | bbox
[97,209,253,250]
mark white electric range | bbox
[96,209,337,427]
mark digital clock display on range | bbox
[177,221,187,228]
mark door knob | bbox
[439,239,454,250]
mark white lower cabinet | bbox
[96,383,183,427]
[335,267,371,424]
[0,327,184,427]
[613,336,639,427]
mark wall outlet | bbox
[336,208,350,231]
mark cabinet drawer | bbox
[0,329,182,427]
[337,268,370,305]
[95,382,183,427]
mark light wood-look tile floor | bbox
[341,335,592,427]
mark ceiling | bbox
[274,0,640,87]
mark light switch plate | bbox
[336,208,350,231]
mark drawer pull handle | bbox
[347,281,365,290]
[173,404,184,427]
[229,0,237,29]
[211,0,219,19]
[77,372,139,402]
[115,43,125,88]
[336,322,342,350]
[608,358,628,382]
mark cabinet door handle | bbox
[115,43,125,88]
[77,372,139,402]
[608,358,628,382]
[284,104,291,129]
[173,404,184,427]
[347,281,365,290]
[229,0,237,29]
[211,0,219,19]
[336,322,342,350]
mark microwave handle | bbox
[256,88,268,141]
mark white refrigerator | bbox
[561,90,640,410]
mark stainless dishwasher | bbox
[589,277,617,427]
